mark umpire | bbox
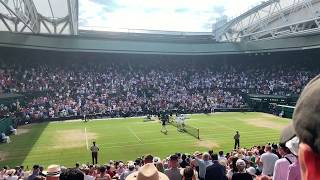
[234,131,240,149]
[90,141,99,164]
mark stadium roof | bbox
[0,0,77,35]
[0,0,319,43]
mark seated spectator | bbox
[60,168,84,180]
[218,151,227,161]
[164,155,182,180]
[126,163,168,180]
[46,164,61,180]
[231,159,253,180]
[181,166,198,180]
[5,169,18,180]
[96,166,111,180]
[205,153,226,180]
[120,162,135,180]
[28,164,40,180]
[180,154,190,168]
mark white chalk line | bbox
[85,127,89,151]
[127,127,142,143]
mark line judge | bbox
[90,141,99,164]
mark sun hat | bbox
[125,163,168,180]
[46,164,61,177]
[286,136,299,156]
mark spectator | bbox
[273,128,297,180]
[181,166,198,180]
[290,75,320,180]
[144,154,154,164]
[164,155,182,180]
[46,164,61,180]
[195,153,212,180]
[120,162,135,180]
[96,166,111,180]
[231,159,252,180]
[28,165,40,180]
[218,151,227,162]
[257,145,278,176]
[126,163,168,180]
[60,168,84,180]
[205,153,226,180]
[180,154,190,168]
[5,169,18,180]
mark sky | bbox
[79,0,264,32]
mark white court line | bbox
[127,127,142,142]
[85,127,89,150]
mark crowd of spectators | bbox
[0,60,317,121]
[0,142,299,180]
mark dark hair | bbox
[33,165,40,169]
[181,154,187,160]
[211,153,218,161]
[60,168,84,180]
[144,154,154,163]
[170,154,178,161]
[208,150,213,155]
[183,166,194,180]
[232,157,239,173]
[218,151,224,156]
[99,166,106,173]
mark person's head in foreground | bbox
[46,164,61,180]
[284,75,320,180]
[181,166,196,180]
[60,168,84,180]
[125,163,168,180]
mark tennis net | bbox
[170,121,200,139]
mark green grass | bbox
[0,112,290,167]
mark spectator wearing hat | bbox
[205,153,226,180]
[231,159,252,180]
[46,164,61,180]
[257,145,278,176]
[286,137,301,180]
[125,163,168,180]
[164,155,182,180]
[28,164,40,180]
[286,75,320,180]
[273,127,297,180]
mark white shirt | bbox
[260,152,279,176]
[90,145,99,152]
